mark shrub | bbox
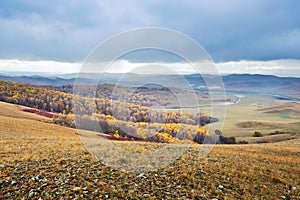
[238,140,249,144]
[253,131,263,137]
[218,136,237,144]
[215,129,222,136]
[193,133,205,144]
[269,131,285,135]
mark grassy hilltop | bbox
[0,101,299,199]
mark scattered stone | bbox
[42,178,48,183]
[28,189,37,198]
[143,194,151,197]
[132,182,139,187]
[92,190,99,195]
[11,180,17,185]
[218,185,224,190]
[72,187,82,192]
[35,175,42,181]
[291,186,296,191]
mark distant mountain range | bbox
[0,73,299,98]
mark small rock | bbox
[28,189,37,198]
[218,185,224,190]
[4,180,10,186]
[11,180,17,185]
[35,175,42,181]
[92,190,99,194]
[143,194,151,197]
[42,178,48,183]
[291,186,296,191]
[211,198,218,200]
[72,187,82,192]
[281,196,286,199]
[132,182,138,187]
[161,172,167,175]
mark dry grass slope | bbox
[0,101,50,121]
[0,101,299,199]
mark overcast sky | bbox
[0,0,299,76]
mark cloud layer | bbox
[1,59,299,77]
[0,0,300,62]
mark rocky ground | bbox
[0,102,299,199]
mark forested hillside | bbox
[0,80,219,144]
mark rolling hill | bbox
[1,73,300,98]
[0,101,299,199]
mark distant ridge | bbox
[0,73,299,98]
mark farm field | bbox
[0,101,299,199]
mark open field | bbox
[0,101,51,122]
[0,101,299,199]
[205,94,300,142]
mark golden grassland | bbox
[206,94,300,140]
[0,101,51,122]
[0,101,299,199]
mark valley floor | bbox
[0,101,299,199]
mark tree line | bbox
[0,80,221,144]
